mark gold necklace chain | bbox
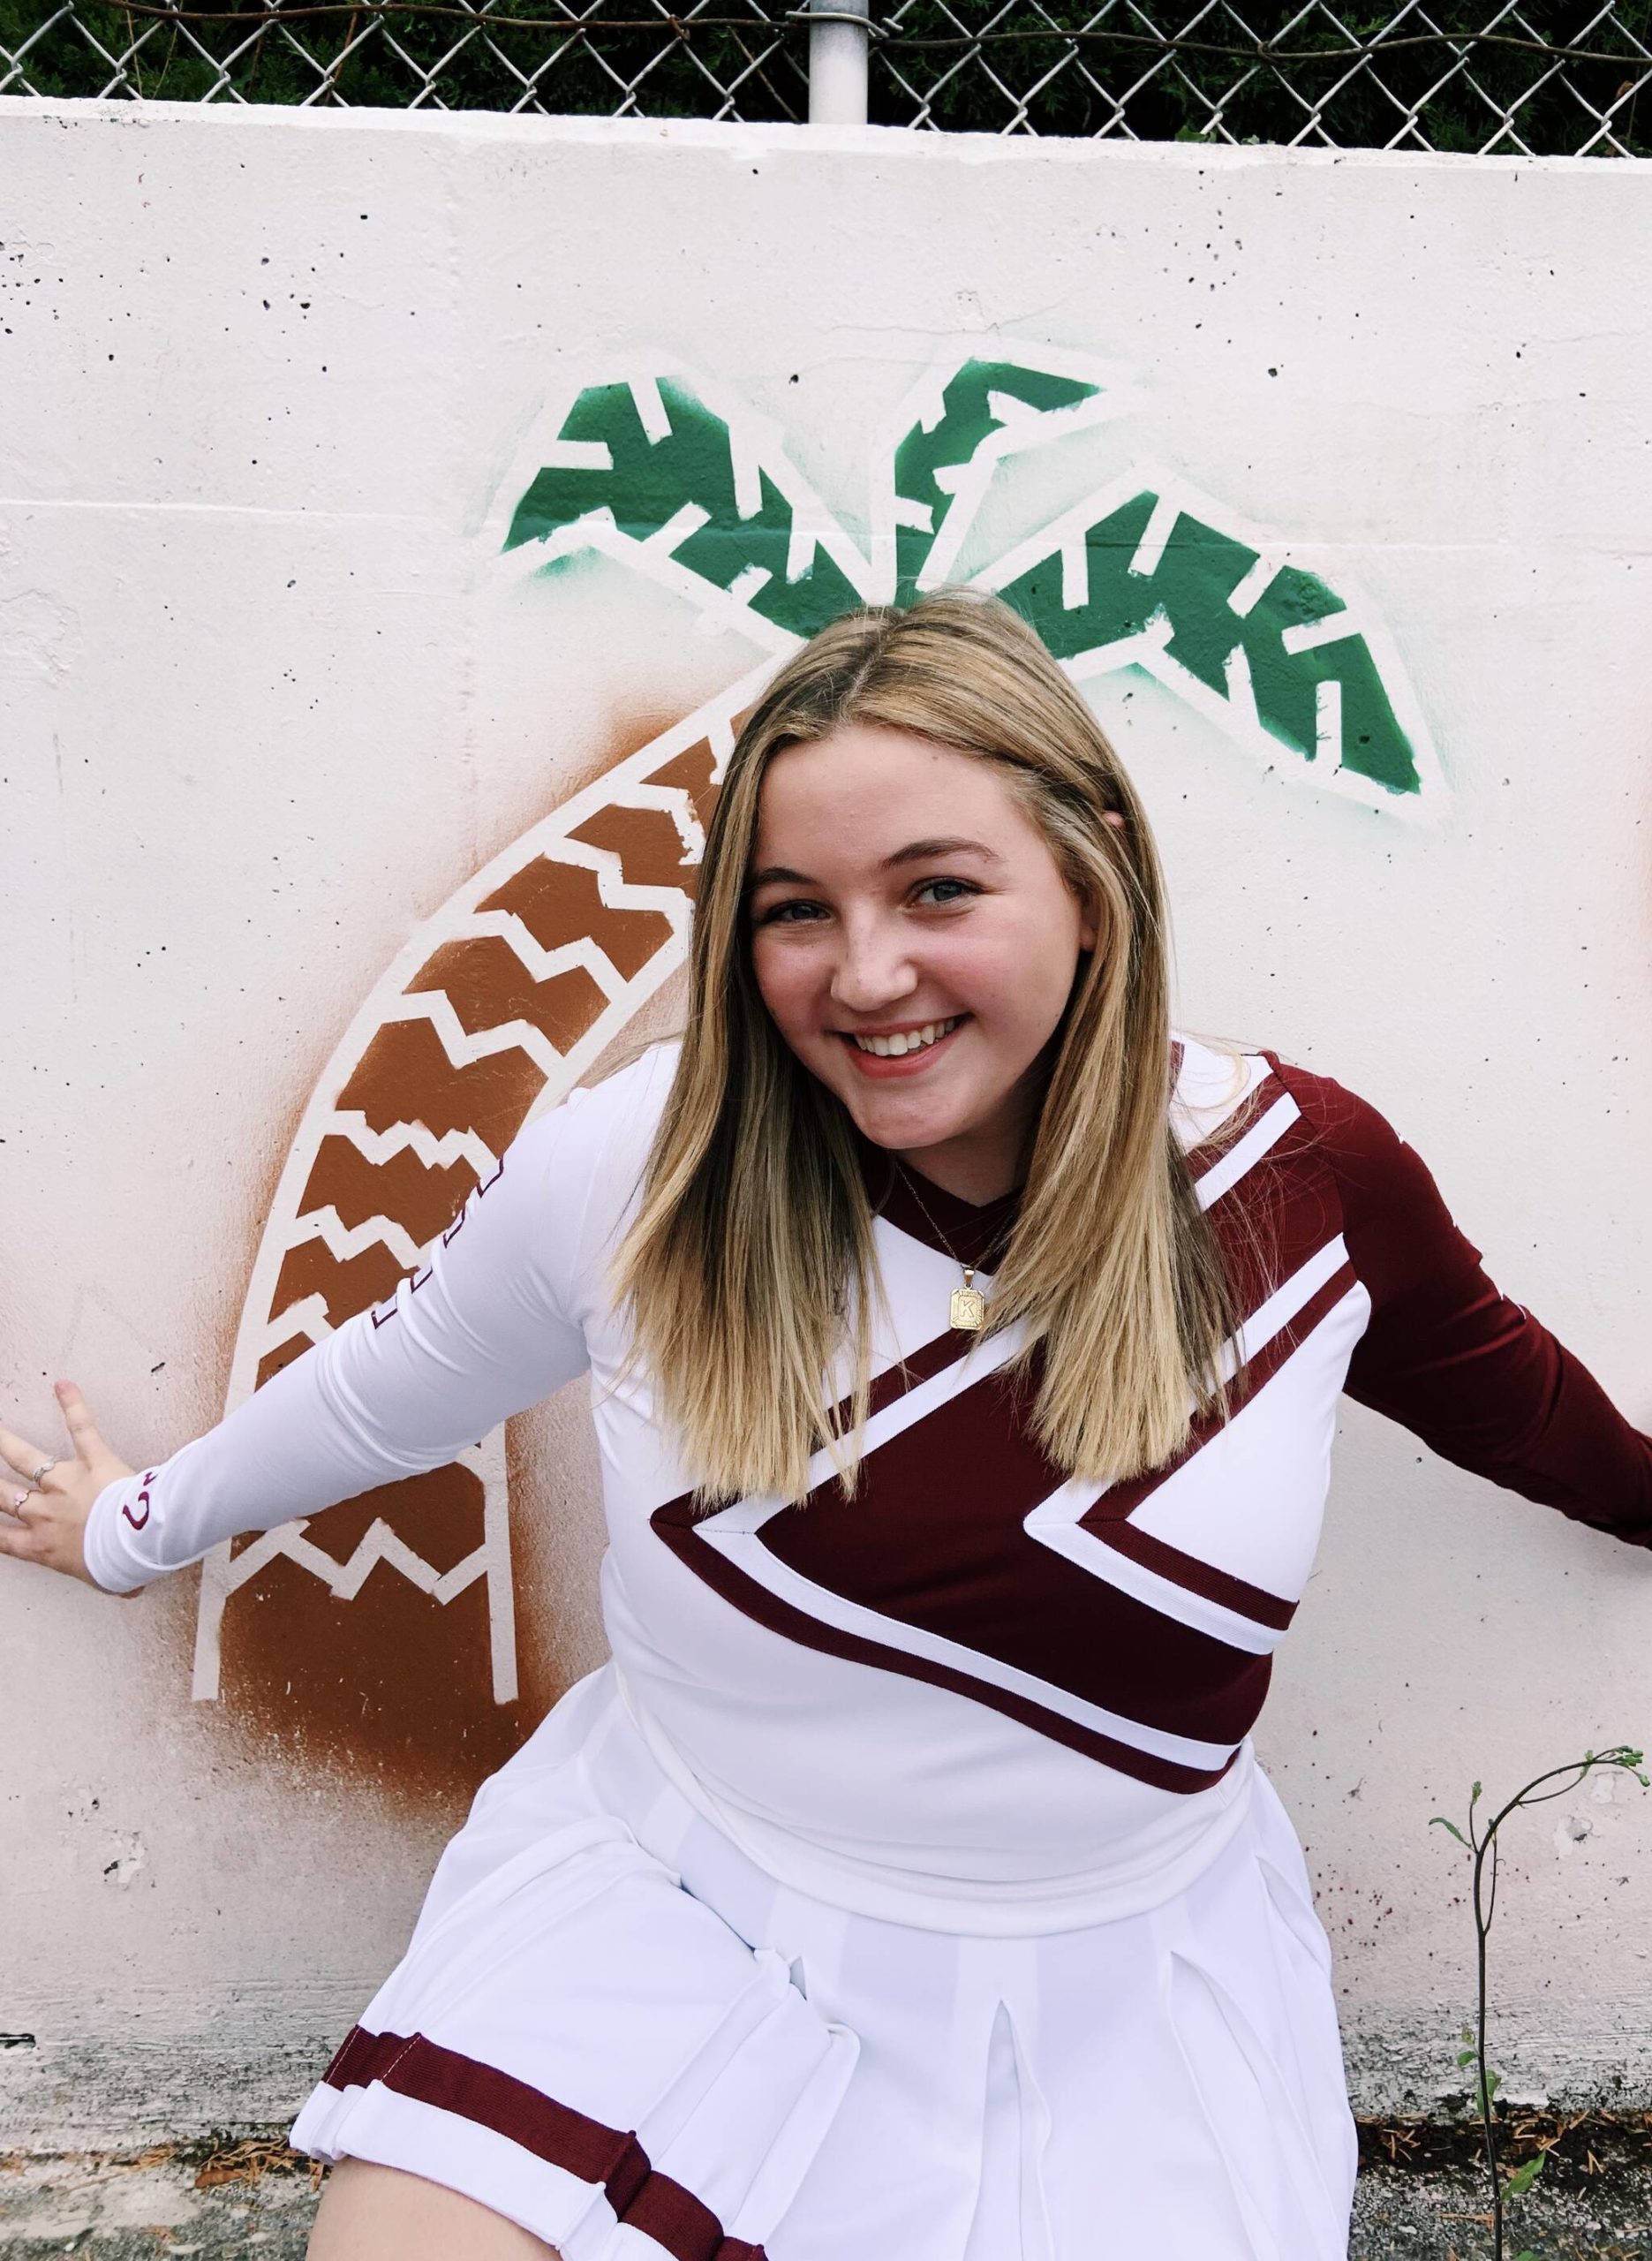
[893,1160,990,1335]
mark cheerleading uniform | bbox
[83,1037,1652,2261]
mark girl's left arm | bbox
[1269,1056,1652,1546]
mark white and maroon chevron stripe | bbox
[655,1502,1243,1792]
[1025,1239,1363,1650]
[1191,1082,1302,1211]
[650,1046,1369,1795]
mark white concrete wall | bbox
[2,101,1650,2145]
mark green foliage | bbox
[4,0,1648,156]
[0,0,809,113]
[875,0,1652,153]
[1434,1746,1648,2260]
[1503,2154,1544,2199]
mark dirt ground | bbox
[1,2118,1648,2257]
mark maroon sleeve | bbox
[1265,1055,1652,1548]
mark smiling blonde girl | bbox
[7,590,1649,2261]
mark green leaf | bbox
[1431,1817,1468,1846]
[1455,2047,1477,2068]
[503,378,867,639]
[891,359,1101,603]
[988,493,1426,796]
[1503,2154,1545,2197]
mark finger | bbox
[0,1421,54,1482]
[0,1512,44,1563]
[54,1380,107,1462]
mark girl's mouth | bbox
[837,1015,966,1078]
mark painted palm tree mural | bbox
[192,344,1439,1798]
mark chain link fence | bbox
[2,0,1648,152]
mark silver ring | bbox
[28,1459,57,1488]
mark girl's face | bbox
[747,724,1098,1199]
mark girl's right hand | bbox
[0,1381,137,1591]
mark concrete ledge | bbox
[4,2124,1650,2259]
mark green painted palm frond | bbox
[889,354,1114,601]
[496,354,1438,812]
[980,476,1436,805]
[502,373,871,642]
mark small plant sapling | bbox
[1431,1745,1648,2261]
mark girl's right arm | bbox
[0,1097,598,1595]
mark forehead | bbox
[753,724,1031,855]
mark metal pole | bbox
[808,0,870,125]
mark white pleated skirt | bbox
[290,1665,1357,2260]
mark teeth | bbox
[852,1016,960,1058]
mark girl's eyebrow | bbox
[879,836,1003,872]
[746,837,1004,893]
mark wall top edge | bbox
[2,94,1650,177]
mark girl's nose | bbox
[828,916,918,1015]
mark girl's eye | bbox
[753,880,977,925]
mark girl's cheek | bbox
[751,953,814,1023]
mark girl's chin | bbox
[842,1085,982,1148]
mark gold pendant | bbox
[950,1274,985,1333]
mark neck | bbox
[892,1108,1032,1206]
[894,1146,1018,1206]
[871,1055,1052,1206]
[894,1063,1052,1204]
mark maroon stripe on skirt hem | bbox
[320,2025,765,2261]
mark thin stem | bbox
[1441,1748,1647,2261]
[1471,1824,1501,2257]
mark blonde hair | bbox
[610,589,1239,1504]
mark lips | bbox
[836,1014,967,1079]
